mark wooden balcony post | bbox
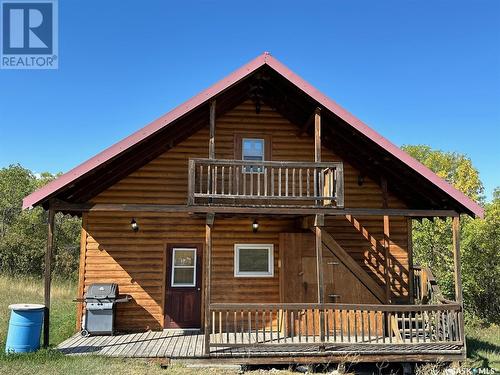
[315,108,321,207]
[204,213,214,355]
[381,177,391,303]
[209,100,216,159]
[314,214,325,344]
[207,101,216,203]
[314,108,321,163]
[187,159,195,205]
[335,163,344,208]
[43,206,55,347]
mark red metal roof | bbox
[22,52,484,218]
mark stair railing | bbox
[412,265,453,305]
[411,265,462,345]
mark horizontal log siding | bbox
[84,212,204,330]
[80,101,409,331]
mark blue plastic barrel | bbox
[5,304,45,353]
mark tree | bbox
[402,145,499,323]
[402,145,484,202]
[0,165,37,236]
[461,188,500,322]
[0,164,81,278]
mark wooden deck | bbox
[58,330,465,363]
[58,331,205,358]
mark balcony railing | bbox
[188,158,344,207]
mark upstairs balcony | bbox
[187,158,344,208]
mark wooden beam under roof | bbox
[51,201,460,217]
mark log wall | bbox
[79,101,410,331]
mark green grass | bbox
[0,275,498,374]
[0,275,77,348]
[0,351,220,375]
[465,323,500,371]
[0,275,243,374]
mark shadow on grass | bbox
[466,336,500,369]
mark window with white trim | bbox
[171,248,197,287]
[234,244,274,277]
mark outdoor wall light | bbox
[130,218,139,232]
[252,219,259,233]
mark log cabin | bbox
[23,52,483,365]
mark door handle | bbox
[197,288,201,291]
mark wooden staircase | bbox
[318,228,386,303]
[395,312,426,342]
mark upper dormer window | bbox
[242,138,264,162]
[242,138,264,173]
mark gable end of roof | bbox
[22,52,484,218]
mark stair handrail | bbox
[413,265,454,305]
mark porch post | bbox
[314,108,325,344]
[452,216,465,346]
[452,216,463,302]
[314,214,325,343]
[43,206,55,347]
[204,213,214,355]
[75,214,88,331]
[407,217,414,304]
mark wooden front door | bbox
[164,244,202,329]
[280,233,334,303]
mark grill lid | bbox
[85,283,118,299]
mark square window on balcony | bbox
[242,138,264,173]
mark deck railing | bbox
[188,158,344,207]
[208,303,463,350]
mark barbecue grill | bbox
[79,283,130,337]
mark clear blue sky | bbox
[0,1,498,200]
